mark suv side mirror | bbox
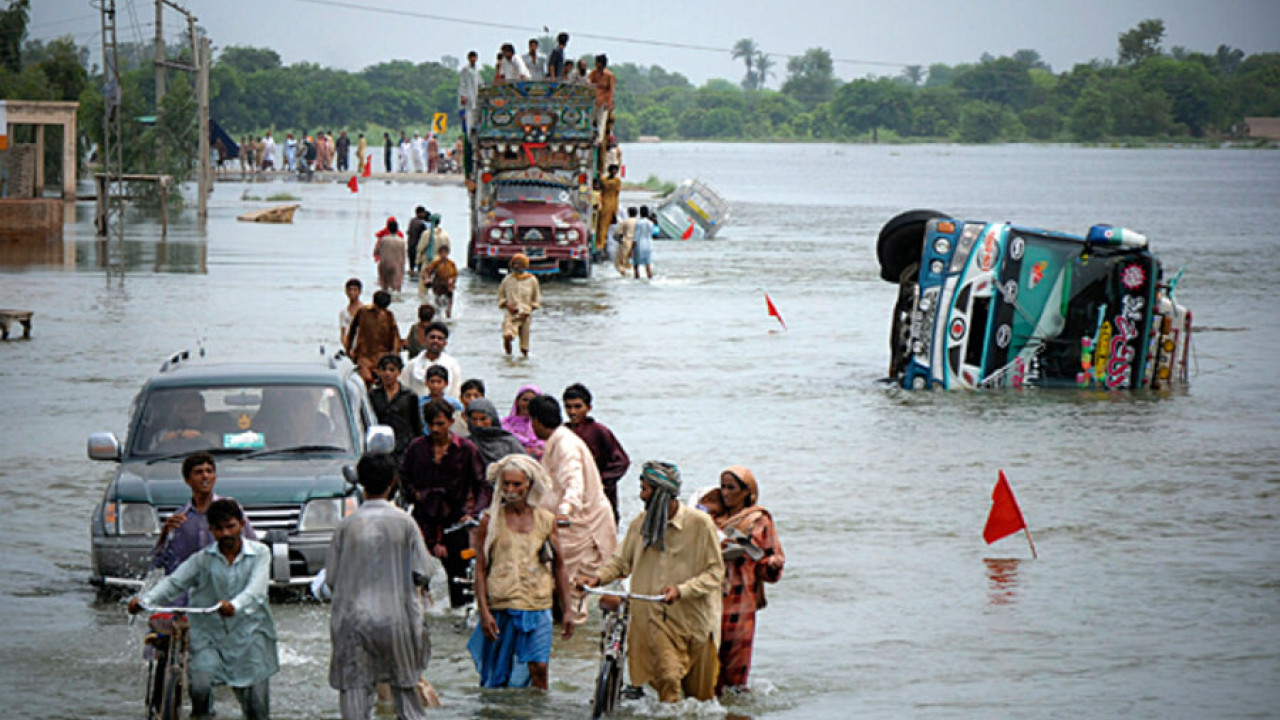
[365,425,396,455]
[88,432,122,461]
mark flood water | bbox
[1,143,1278,719]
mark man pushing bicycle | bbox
[576,461,725,703]
[129,498,278,720]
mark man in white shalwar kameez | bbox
[326,454,433,720]
[527,395,618,625]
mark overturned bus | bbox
[878,210,1192,390]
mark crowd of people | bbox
[214,127,461,176]
[127,275,785,720]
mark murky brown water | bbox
[1,143,1278,719]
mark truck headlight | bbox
[929,259,945,275]
[299,497,357,531]
[566,229,580,241]
[105,502,159,535]
[489,228,503,239]
[933,237,951,255]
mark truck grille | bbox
[519,226,553,242]
[157,504,301,532]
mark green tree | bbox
[731,38,758,90]
[754,52,775,90]
[1020,105,1060,139]
[0,0,28,74]
[831,77,913,141]
[636,105,676,137]
[30,36,87,101]
[1118,18,1165,65]
[1068,81,1114,140]
[957,100,1021,142]
[217,46,282,75]
[1137,56,1230,135]
[952,56,1035,109]
[900,65,924,86]
[1011,49,1051,72]
[781,47,837,106]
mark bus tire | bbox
[877,209,948,283]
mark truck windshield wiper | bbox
[145,447,253,465]
[239,444,347,459]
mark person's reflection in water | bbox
[984,557,1022,605]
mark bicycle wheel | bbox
[591,656,621,719]
[157,669,184,720]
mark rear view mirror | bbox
[88,432,122,461]
[365,425,395,455]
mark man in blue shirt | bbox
[131,499,278,720]
[153,452,257,575]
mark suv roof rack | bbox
[319,345,351,370]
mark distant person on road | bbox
[632,205,655,279]
[529,394,618,626]
[403,303,438,359]
[336,130,350,172]
[406,206,429,276]
[129,499,279,720]
[497,254,542,357]
[416,214,450,278]
[575,462,725,704]
[615,206,638,276]
[326,453,434,720]
[339,277,363,347]
[356,133,367,173]
[563,383,630,523]
[425,244,458,319]
[468,454,574,688]
[383,132,393,173]
[347,290,401,385]
[373,217,407,293]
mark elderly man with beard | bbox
[130,499,278,720]
[467,455,574,689]
[576,462,724,703]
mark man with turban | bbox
[577,461,725,703]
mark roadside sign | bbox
[433,112,447,135]
[0,101,8,150]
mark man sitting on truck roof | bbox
[496,43,531,84]
[588,54,616,144]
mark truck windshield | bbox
[494,183,571,204]
[1006,234,1149,383]
[129,384,355,457]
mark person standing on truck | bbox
[597,164,622,255]
[496,43,531,84]
[497,254,542,358]
[588,54,616,144]
[547,33,568,81]
[524,38,547,80]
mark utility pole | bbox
[97,0,125,254]
[197,36,210,221]
[154,0,166,104]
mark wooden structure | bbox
[237,204,300,223]
[1243,117,1280,141]
[94,173,172,235]
[0,309,33,340]
[0,100,79,199]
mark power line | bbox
[276,0,913,70]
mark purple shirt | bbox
[153,494,258,574]
[571,417,630,487]
[400,433,491,546]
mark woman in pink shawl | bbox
[501,385,545,459]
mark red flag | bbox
[346,175,359,193]
[983,470,1028,544]
[361,155,372,177]
[681,219,696,240]
[764,292,787,330]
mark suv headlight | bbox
[299,497,357,531]
[105,502,159,535]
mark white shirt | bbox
[458,64,481,111]
[524,52,546,80]
[401,349,463,401]
[499,54,531,81]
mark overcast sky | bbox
[28,0,1280,85]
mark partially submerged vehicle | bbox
[878,210,1191,390]
[654,179,730,240]
[468,81,597,278]
[87,351,393,589]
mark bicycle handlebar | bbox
[582,586,665,603]
[444,517,480,535]
[138,604,223,614]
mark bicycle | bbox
[134,603,221,720]
[444,517,480,628]
[581,586,665,718]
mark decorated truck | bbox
[467,82,598,278]
[878,210,1192,390]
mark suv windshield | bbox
[495,183,571,204]
[128,384,355,458]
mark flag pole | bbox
[1023,527,1038,559]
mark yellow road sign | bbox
[433,113,448,134]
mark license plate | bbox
[524,247,545,259]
